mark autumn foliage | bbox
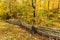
[0,0,60,27]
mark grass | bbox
[0,20,49,40]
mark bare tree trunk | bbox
[32,0,36,25]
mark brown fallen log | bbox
[5,19,60,39]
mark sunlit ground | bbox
[0,20,49,40]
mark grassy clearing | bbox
[0,20,49,40]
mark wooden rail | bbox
[5,19,60,40]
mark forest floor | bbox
[0,20,49,40]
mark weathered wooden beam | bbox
[5,19,60,39]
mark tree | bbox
[32,0,36,25]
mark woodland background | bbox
[0,0,60,40]
[0,0,60,27]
